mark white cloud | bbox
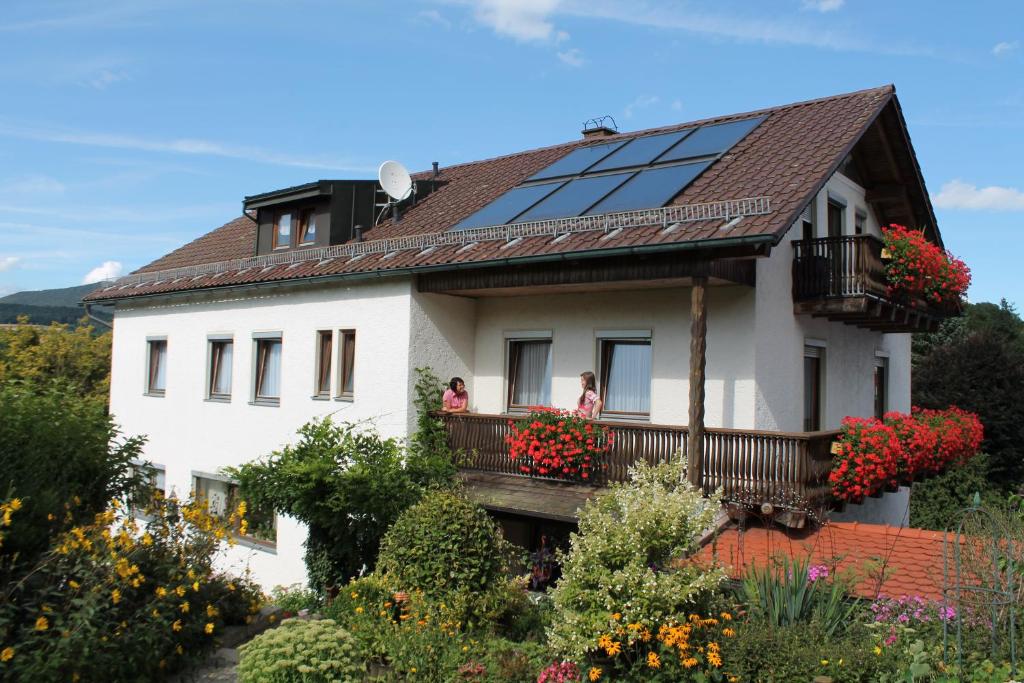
[557,47,585,67]
[933,179,1024,211]
[993,41,1019,56]
[82,68,129,90]
[0,121,373,172]
[0,174,65,195]
[623,95,660,119]
[801,0,844,12]
[0,256,20,272]
[82,260,124,284]
[671,98,683,112]
[472,0,562,42]
[417,9,452,28]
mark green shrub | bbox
[377,490,511,597]
[0,382,144,566]
[237,618,363,683]
[407,367,458,484]
[229,418,455,593]
[270,583,323,616]
[548,459,726,659]
[909,454,1004,530]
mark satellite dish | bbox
[378,160,413,202]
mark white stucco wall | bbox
[109,278,416,588]
[753,172,912,433]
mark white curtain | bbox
[512,341,551,406]
[259,340,282,398]
[604,342,651,413]
[213,342,232,395]
[152,342,167,391]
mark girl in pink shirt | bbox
[577,371,603,419]
[442,377,469,413]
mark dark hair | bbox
[449,377,465,392]
[579,371,596,408]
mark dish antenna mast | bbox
[376,160,415,225]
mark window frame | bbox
[335,329,356,401]
[297,207,317,246]
[873,354,889,420]
[314,330,332,399]
[252,333,283,406]
[596,332,652,421]
[854,209,867,236]
[826,199,845,238]
[803,343,825,431]
[145,337,167,396]
[272,211,292,250]
[206,335,233,402]
[191,471,277,551]
[506,336,553,413]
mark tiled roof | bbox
[696,522,951,601]
[86,85,898,303]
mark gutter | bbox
[84,233,776,305]
[82,303,113,329]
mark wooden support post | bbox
[687,277,708,490]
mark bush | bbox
[548,459,726,660]
[0,382,144,565]
[270,583,323,617]
[377,491,511,598]
[910,455,1002,530]
[237,618,363,683]
[0,495,262,681]
[230,418,455,593]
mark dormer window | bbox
[298,208,317,245]
[273,212,292,249]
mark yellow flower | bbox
[410,668,417,673]
[355,606,364,614]
[155,587,167,598]
[379,610,387,617]
[192,581,200,592]
[588,666,602,681]
[141,533,153,546]
[728,677,740,683]
[720,611,732,621]
[350,591,359,599]
[35,616,49,631]
[597,634,612,649]
[9,499,22,511]
[604,640,621,657]
[723,627,736,638]
[176,645,184,655]
[68,580,80,590]
[172,620,182,632]
[175,586,186,597]
[708,651,723,668]
[204,623,215,635]
[682,657,698,669]
[874,646,883,656]
[180,601,190,613]
[647,652,661,669]
[821,659,829,666]
[111,589,121,605]
[151,609,160,618]
[611,613,621,621]
[206,604,218,618]
[1,647,13,662]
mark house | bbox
[84,85,955,589]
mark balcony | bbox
[792,235,955,332]
[437,412,839,528]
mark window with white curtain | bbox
[254,336,282,403]
[507,339,552,410]
[599,338,652,418]
[208,338,233,400]
[146,339,167,395]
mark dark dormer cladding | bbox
[244,179,441,256]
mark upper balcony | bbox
[792,235,957,333]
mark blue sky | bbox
[0,0,1021,307]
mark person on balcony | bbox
[442,377,469,413]
[577,371,603,419]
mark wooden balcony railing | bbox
[792,235,888,301]
[436,412,839,514]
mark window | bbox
[599,338,652,418]
[827,200,844,238]
[315,330,332,398]
[874,356,888,420]
[146,339,167,395]
[130,462,166,513]
[193,474,276,547]
[298,208,317,245]
[803,345,824,431]
[800,206,814,241]
[337,330,356,400]
[855,210,866,235]
[208,338,233,400]
[253,336,282,403]
[507,339,552,410]
[273,212,292,249]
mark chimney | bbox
[581,115,619,139]
[353,225,364,242]
[432,161,439,179]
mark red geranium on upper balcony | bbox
[881,225,970,307]
[506,407,613,483]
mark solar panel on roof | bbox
[525,140,626,181]
[451,181,565,231]
[658,116,765,163]
[514,172,634,222]
[587,129,694,173]
[584,161,712,215]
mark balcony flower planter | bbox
[506,407,613,483]
[881,224,970,308]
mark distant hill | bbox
[0,283,113,326]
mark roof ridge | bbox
[413,85,895,178]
